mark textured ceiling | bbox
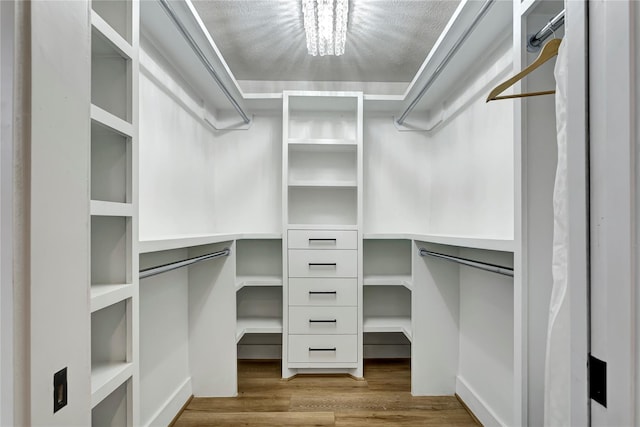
[191,0,460,83]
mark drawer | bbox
[288,230,358,250]
[289,306,357,334]
[288,334,357,363]
[288,250,357,278]
[289,278,357,306]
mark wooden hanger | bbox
[486,38,562,102]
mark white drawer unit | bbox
[288,334,358,363]
[289,278,357,306]
[288,230,358,250]
[288,249,357,278]
[289,306,357,335]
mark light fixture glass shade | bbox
[302,0,348,56]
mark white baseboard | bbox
[456,376,506,427]
[145,377,192,427]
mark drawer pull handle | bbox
[309,319,337,323]
[308,238,337,242]
[309,291,337,295]
[308,263,337,267]
[309,347,337,352]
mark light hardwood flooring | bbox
[173,359,481,426]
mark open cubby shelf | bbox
[91,26,131,123]
[91,216,129,286]
[92,0,132,45]
[288,187,357,226]
[91,119,130,204]
[363,274,413,290]
[363,316,412,342]
[236,318,283,343]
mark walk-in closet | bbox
[3,0,640,426]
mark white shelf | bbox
[91,104,133,138]
[364,233,514,253]
[364,316,412,342]
[288,138,357,147]
[91,10,133,60]
[90,200,133,217]
[364,275,413,291]
[236,275,283,291]
[91,284,133,313]
[288,224,358,231]
[91,362,133,408]
[288,180,357,188]
[236,317,283,343]
[139,232,282,253]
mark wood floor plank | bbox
[186,396,290,412]
[290,392,464,412]
[334,410,479,426]
[174,411,335,426]
[173,360,480,426]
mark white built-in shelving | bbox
[363,239,413,347]
[235,239,284,345]
[363,275,413,291]
[89,0,138,424]
[283,91,364,377]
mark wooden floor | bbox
[173,359,480,426]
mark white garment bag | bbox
[544,38,571,427]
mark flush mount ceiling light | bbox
[302,0,348,56]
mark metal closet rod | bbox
[158,0,251,124]
[418,248,514,277]
[140,247,231,279]
[527,9,565,52]
[396,0,495,125]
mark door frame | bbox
[588,0,637,425]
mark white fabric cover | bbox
[544,38,571,427]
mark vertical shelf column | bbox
[89,0,139,425]
[282,92,364,378]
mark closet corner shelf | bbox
[288,138,357,147]
[363,275,413,291]
[413,233,515,252]
[363,233,514,252]
[236,232,283,241]
[288,180,357,189]
[363,316,412,342]
[91,10,133,60]
[91,362,133,408]
[139,232,282,253]
[288,224,358,231]
[90,283,134,313]
[91,104,134,138]
[236,317,283,343]
[235,275,283,291]
[90,200,134,217]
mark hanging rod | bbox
[396,0,495,126]
[158,0,251,124]
[418,248,513,277]
[140,247,231,279]
[527,9,565,52]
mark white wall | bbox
[139,250,190,426]
[30,1,92,424]
[138,37,281,240]
[363,114,431,234]
[363,41,513,240]
[457,248,513,426]
[424,40,514,239]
